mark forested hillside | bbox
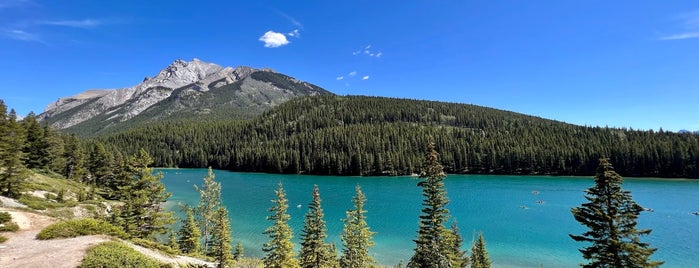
[96,95,699,178]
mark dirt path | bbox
[0,208,214,268]
[0,209,111,268]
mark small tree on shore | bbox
[195,167,222,254]
[299,185,338,268]
[570,159,663,267]
[209,206,233,268]
[408,140,453,268]
[470,232,490,268]
[178,206,201,254]
[262,183,299,268]
[340,185,375,267]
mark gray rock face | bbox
[39,59,262,129]
[39,59,332,134]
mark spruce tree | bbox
[445,220,468,268]
[233,242,244,260]
[196,167,222,255]
[178,206,201,254]
[340,185,376,267]
[209,206,233,268]
[117,149,174,239]
[263,183,299,268]
[168,230,180,253]
[570,159,663,268]
[21,112,49,170]
[0,107,29,198]
[299,185,337,268]
[62,133,85,181]
[408,140,452,268]
[470,232,491,268]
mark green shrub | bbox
[79,241,164,268]
[0,221,19,232]
[0,235,7,243]
[0,212,11,223]
[36,218,128,240]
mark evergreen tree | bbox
[209,206,234,268]
[177,206,201,254]
[340,185,376,267]
[62,133,85,181]
[168,230,180,253]
[570,159,663,268]
[470,232,490,268]
[299,185,337,268]
[117,149,174,239]
[444,220,468,268]
[262,183,299,268]
[0,106,29,198]
[196,167,222,254]
[233,242,244,260]
[86,142,113,187]
[21,112,50,170]
[408,140,452,268]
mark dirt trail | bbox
[1,208,214,268]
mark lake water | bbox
[160,169,699,267]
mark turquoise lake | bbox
[160,169,699,267]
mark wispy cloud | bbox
[39,19,102,29]
[0,0,35,9]
[660,10,699,41]
[353,44,382,58]
[660,32,699,40]
[336,76,344,80]
[287,29,300,38]
[362,75,370,80]
[2,29,42,43]
[348,71,357,77]
[259,31,290,48]
[277,11,303,29]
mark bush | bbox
[36,218,128,240]
[0,212,11,223]
[0,212,20,232]
[0,235,7,243]
[79,241,164,268]
[0,221,19,232]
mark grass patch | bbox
[0,235,7,243]
[79,241,165,268]
[36,218,128,240]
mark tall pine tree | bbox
[570,159,663,267]
[263,183,299,268]
[209,206,233,268]
[408,140,453,268]
[470,232,490,268]
[299,185,338,268]
[177,205,201,254]
[196,167,222,255]
[340,185,375,267]
[0,105,28,198]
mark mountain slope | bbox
[97,95,699,178]
[39,59,332,136]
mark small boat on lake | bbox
[692,211,699,216]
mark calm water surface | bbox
[160,169,699,267]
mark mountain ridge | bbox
[39,59,332,136]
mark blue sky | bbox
[1,0,697,131]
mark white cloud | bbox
[660,32,699,40]
[336,76,344,80]
[661,10,699,41]
[365,45,371,49]
[259,31,290,48]
[348,71,357,77]
[3,29,42,42]
[362,75,370,80]
[352,45,382,58]
[352,51,361,55]
[287,29,300,38]
[40,19,101,28]
[375,52,382,58]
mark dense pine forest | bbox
[96,95,699,178]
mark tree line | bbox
[97,95,699,178]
